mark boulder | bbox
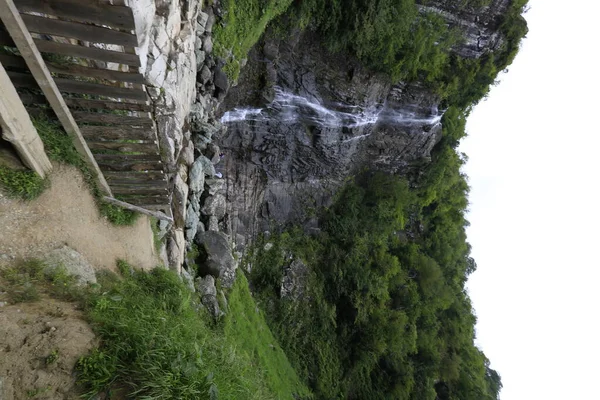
[199,64,211,84]
[181,267,195,292]
[195,275,221,318]
[207,215,219,232]
[202,36,213,53]
[196,155,216,177]
[281,258,309,300]
[205,178,225,195]
[167,229,185,274]
[197,11,209,31]
[194,231,236,287]
[201,194,226,219]
[172,174,188,228]
[44,246,96,285]
[188,157,205,193]
[214,67,229,93]
[185,206,200,241]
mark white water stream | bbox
[221,88,443,133]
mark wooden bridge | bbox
[0,0,172,222]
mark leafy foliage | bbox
[248,162,499,400]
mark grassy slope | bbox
[76,263,310,399]
[213,0,292,81]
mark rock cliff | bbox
[217,0,510,248]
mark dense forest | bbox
[214,0,529,399]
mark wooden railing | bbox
[0,0,172,221]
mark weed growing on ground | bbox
[0,165,48,200]
[45,349,59,365]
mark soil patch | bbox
[0,297,96,399]
[0,163,160,271]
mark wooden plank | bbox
[0,28,16,46]
[107,178,167,186]
[102,196,173,223]
[111,186,168,196]
[0,0,111,195]
[34,39,141,67]
[97,161,164,172]
[18,92,151,112]
[1,54,146,84]
[0,61,52,177]
[88,141,158,153]
[80,125,156,141]
[15,0,136,31]
[17,92,49,106]
[103,170,166,181]
[7,71,147,101]
[0,54,27,69]
[47,62,145,84]
[96,154,163,172]
[6,71,38,88]
[21,14,138,46]
[64,98,150,112]
[94,154,162,162]
[72,111,153,126]
[55,78,147,101]
[117,195,171,206]
[110,180,168,191]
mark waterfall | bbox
[221,87,443,133]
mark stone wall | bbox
[130,0,235,295]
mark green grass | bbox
[76,262,311,399]
[224,273,312,399]
[213,0,293,81]
[0,165,47,200]
[32,117,138,226]
[0,259,83,304]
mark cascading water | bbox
[221,87,443,135]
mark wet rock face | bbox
[218,31,444,245]
[416,0,512,58]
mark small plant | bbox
[0,260,44,303]
[99,201,138,226]
[0,166,48,200]
[45,349,59,365]
[26,386,51,398]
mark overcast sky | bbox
[460,0,600,399]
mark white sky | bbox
[460,0,600,398]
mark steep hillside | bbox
[210,0,529,399]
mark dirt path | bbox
[0,163,160,271]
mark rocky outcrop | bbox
[196,275,222,318]
[131,0,230,277]
[281,258,309,301]
[194,231,237,289]
[44,246,97,286]
[416,0,512,58]
[218,31,444,247]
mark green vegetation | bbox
[76,262,309,399]
[0,165,47,200]
[213,0,293,81]
[249,170,499,399]
[32,117,138,225]
[0,258,308,399]
[214,0,528,108]
[45,349,60,365]
[0,259,83,304]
